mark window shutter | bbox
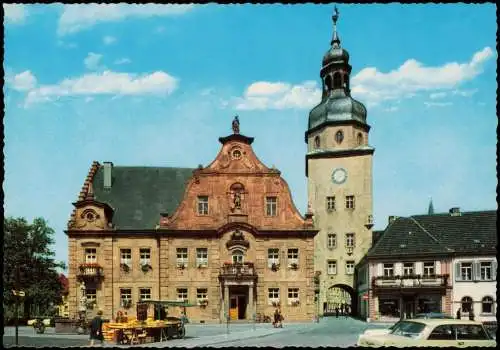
[473,262,480,281]
[492,261,497,281]
[455,262,461,281]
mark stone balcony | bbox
[77,263,104,281]
[218,262,257,282]
[372,274,449,290]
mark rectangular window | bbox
[287,288,299,300]
[197,196,209,215]
[268,288,279,300]
[196,248,208,267]
[461,262,473,281]
[345,233,355,248]
[139,288,151,301]
[196,288,208,300]
[268,248,279,267]
[287,248,299,267]
[480,261,492,280]
[327,233,336,249]
[86,288,97,302]
[120,249,131,265]
[139,248,151,265]
[383,263,394,277]
[345,195,355,210]
[403,263,414,276]
[346,261,355,275]
[177,288,188,301]
[120,288,132,307]
[423,262,435,277]
[85,248,97,264]
[327,260,337,275]
[326,196,335,211]
[266,196,278,216]
[176,248,188,267]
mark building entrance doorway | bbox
[229,286,248,320]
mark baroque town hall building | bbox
[66,118,318,323]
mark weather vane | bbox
[333,6,339,25]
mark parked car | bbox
[414,312,454,319]
[361,321,401,337]
[357,319,496,347]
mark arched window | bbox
[335,130,344,144]
[325,75,332,90]
[357,133,363,146]
[461,296,473,313]
[314,136,320,149]
[482,296,494,314]
[232,249,244,264]
[333,72,342,89]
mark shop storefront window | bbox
[417,295,441,313]
[379,298,400,317]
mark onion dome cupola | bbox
[307,6,368,134]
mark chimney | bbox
[388,215,398,225]
[449,207,461,216]
[103,162,113,190]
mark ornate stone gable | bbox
[160,118,312,232]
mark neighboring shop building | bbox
[357,208,496,322]
[65,118,318,323]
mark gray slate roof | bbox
[92,166,195,230]
[368,210,497,258]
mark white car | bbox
[357,319,496,347]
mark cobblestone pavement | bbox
[3,318,391,347]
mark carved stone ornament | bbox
[226,229,250,249]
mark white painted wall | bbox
[452,256,497,322]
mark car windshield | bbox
[390,321,426,338]
[414,313,453,319]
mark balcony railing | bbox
[77,263,104,280]
[372,274,449,289]
[219,262,257,280]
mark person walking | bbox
[344,305,349,319]
[89,310,104,346]
[273,308,280,328]
[277,308,284,328]
[335,307,339,318]
[456,308,461,320]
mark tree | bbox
[3,217,66,319]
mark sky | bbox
[3,4,497,270]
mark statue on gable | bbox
[232,115,240,134]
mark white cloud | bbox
[23,70,178,106]
[84,52,104,70]
[232,47,494,111]
[58,4,195,35]
[3,4,27,24]
[424,101,453,108]
[384,106,399,112]
[234,81,321,110]
[114,58,131,65]
[57,40,78,49]
[8,70,37,91]
[351,47,494,107]
[103,35,116,45]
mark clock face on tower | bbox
[332,168,347,184]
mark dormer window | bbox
[333,72,341,89]
[197,196,209,215]
[335,130,344,144]
[314,136,320,149]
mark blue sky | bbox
[4,4,497,270]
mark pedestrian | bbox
[469,309,475,321]
[89,310,104,346]
[456,308,461,320]
[335,307,339,318]
[273,308,280,328]
[344,305,349,319]
[278,308,284,328]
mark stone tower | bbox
[305,7,375,315]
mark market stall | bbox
[103,300,196,345]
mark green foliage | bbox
[3,216,66,318]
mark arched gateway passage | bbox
[324,284,356,316]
